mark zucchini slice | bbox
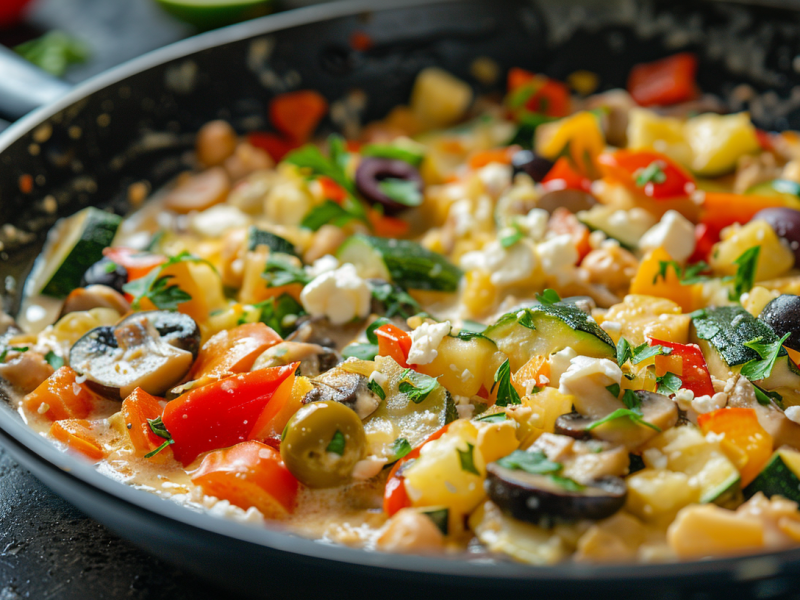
[37,207,122,298]
[363,356,457,460]
[246,226,297,255]
[484,303,615,371]
[577,205,651,250]
[336,234,463,292]
[744,448,800,503]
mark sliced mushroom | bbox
[287,315,364,352]
[69,311,200,399]
[530,433,630,484]
[557,391,678,450]
[728,375,800,448]
[59,285,131,318]
[251,341,340,377]
[303,367,382,420]
[0,351,54,394]
[537,189,598,215]
[486,462,626,526]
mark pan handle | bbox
[0,45,72,123]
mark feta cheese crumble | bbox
[638,209,696,262]
[300,263,371,325]
[536,234,578,284]
[407,321,452,365]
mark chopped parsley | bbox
[123,252,211,310]
[44,351,64,370]
[253,294,305,338]
[457,442,480,476]
[398,369,440,404]
[495,450,561,475]
[377,178,423,207]
[499,224,525,248]
[342,343,378,361]
[535,288,561,306]
[549,475,586,492]
[616,337,633,367]
[370,282,420,319]
[729,246,760,301]
[621,389,641,410]
[367,379,386,401]
[0,346,28,362]
[475,412,507,423]
[753,385,784,408]
[585,408,661,432]
[653,260,713,286]
[144,416,174,459]
[326,430,346,456]
[741,332,791,381]
[605,383,621,398]
[631,342,672,365]
[656,371,683,395]
[491,359,522,407]
[262,253,311,288]
[635,161,667,187]
[389,438,412,461]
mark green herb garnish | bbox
[741,332,791,381]
[635,161,667,187]
[495,449,561,475]
[656,372,683,395]
[262,253,311,288]
[491,359,521,407]
[389,438,413,461]
[44,351,64,370]
[585,409,661,432]
[457,442,480,476]
[398,369,440,404]
[536,288,561,306]
[377,178,423,208]
[144,416,174,459]
[729,246,760,301]
[368,379,386,401]
[326,430,346,456]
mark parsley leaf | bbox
[389,438,412,461]
[44,350,64,370]
[585,408,661,432]
[741,332,791,381]
[366,317,393,344]
[0,346,28,362]
[495,449,561,475]
[326,430,346,456]
[475,412,507,423]
[145,275,192,310]
[549,475,586,492]
[621,389,642,410]
[398,369,440,404]
[300,200,359,231]
[606,383,621,398]
[491,359,522,407]
[499,224,525,248]
[653,260,713,286]
[370,281,420,319]
[377,178,423,207]
[457,442,480,476]
[656,372,683,395]
[253,294,305,338]
[342,343,378,361]
[262,253,311,288]
[631,342,672,365]
[635,161,667,187]
[616,337,633,367]
[729,246,760,301]
[144,416,174,459]
[122,251,208,310]
[536,288,561,306]
[753,385,784,409]
[368,378,386,401]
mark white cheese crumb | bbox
[538,374,550,386]
[190,204,250,238]
[691,392,727,414]
[536,234,578,284]
[600,320,622,335]
[460,240,537,286]
[300,263,371,325]
[305,254,339,278]
[674,388,695,412]
[407,321,452,365]
[517,208,549,242]
[351,456,388,480]
[368,370,388,387]
[588,229,607,249]
[477,163,513,197]
[638,209,697,263]
[785,406,800,424]
[558,355,623,397]
[548,346,578,387]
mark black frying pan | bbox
[2,1,800,598]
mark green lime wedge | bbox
[154,0,274,30]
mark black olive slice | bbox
[354,157,423,215]
[486,463,626,525]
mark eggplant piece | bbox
[556,391,678,450]
[69,311,200,399]
[303,367,382,420]
[486,462,626,526]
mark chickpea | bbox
[375,508,445,554]
[163,167,230,214]
[581,245,638,295]
[196,120,237,167]
[224,141,273,182]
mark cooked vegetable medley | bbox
[9,53,800,564]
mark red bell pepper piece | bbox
[688,223,720,264]
[192,441,299,517]
[318,175,348,204]
[627,53,698,107]
[247,132,301,162]
[383,424,451,517]
[541,157,593,193]
[649,338,715,398]
[269,90,328,143]
[367,209,410,238]
[103,247,166,283]
[597,150,696,200]
[162,363,298,465]
[375,323,412,368]
[507,68,570,118]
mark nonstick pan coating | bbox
[3,0,800,597]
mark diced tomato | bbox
[247,132,301,162]
[597,149,696,200]
[650,338,715,398]
[190,322,282,381]
[192,441,299,518]
[383,424,450,516]
[541,157,593,193]
[627,53,698,107]
[367,209,409,238]
[50,419,105,462]
[23,367,96,421]
[548,207,591,262]
[162,363,298,466]
[700,192,786,230]
[512,356,550,397]
[102,247,166,282]
[269,90,328,143]
[318,175,348,204]
[698,407,773,486]
[375,324,412,368]
[507,68,570,118]
[688,222,721,264]
[121,388,171,461]
[468,147,517,171]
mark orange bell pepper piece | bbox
[698,407,773,486]
[50,419,105,462]
[367,209,410,238]
[513,355,550,397]
[269,90,328,143]
[700,192,786,230]
[190,322,282,381]
[630,247,696,312]
[121,387,172,461]
[23,367,97,422]
[375,323,412,368]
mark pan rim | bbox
[0,0,799,585]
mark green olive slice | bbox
[280,400,367,488]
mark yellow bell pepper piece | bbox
[535,111,604,175]
[627,107,693,167]
[629,247,697,313]
[684,112,760,177]
[709,220,794,283]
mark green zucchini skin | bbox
[41,208,122,298]
[744,450,800,503]
[246,226,297,255]
[691,306,785,367]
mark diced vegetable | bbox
[630,248,696,312]
[485,303,615,372]
[269,90,328,143]
[417,334,503,397]
[700,192,786,231]
[23,366,97,421]
[625,469,700,524]
[375,323,412,368]
[667,504,763,559]
[709,220,794,283]
[627,53,698,107]
[192,441,299,518]
[684,112,760,177]
[507,68,570,119]
[337,234,463,292]
[50,419,105,462]
[597,149,695,200]
[578,205,656,250]
[650,338,714,398]
[161,363,298,465]
[121,388,171,461]
[535,112,604,176]
[410,67,473,130]
[190,322,282,381]
[36,207,122,298]
[541,157,593,193]
[743,447,800,503]
[246,226,297,255]
[626,108,693,167]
